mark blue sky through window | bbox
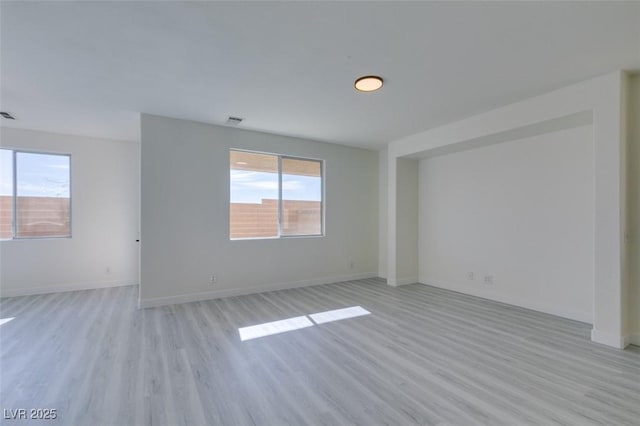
[230,169,321,204]
[0,150,70,197]
[0,150,11,196]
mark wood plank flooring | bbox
[1,278,639,425]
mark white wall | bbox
[396,158,419,285]
[378,151,419,284]
[378,148,387,279]
[140,114,378,307]
[0,127,140,296]
[419,125,594,322]
[629,74,640,344]
[385,71,628,348]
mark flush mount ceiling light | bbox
[354,75,383,92]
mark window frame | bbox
[229,149,325,241]
[1,148,73,241]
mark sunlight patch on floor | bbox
[239,306,370,341]
[239,315,314,341]
[0,317,15,326]
[308,306,370,324]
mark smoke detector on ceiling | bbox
[226,116,243,125]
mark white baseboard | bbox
[420,278,592,324]
[0,280,138,298]
[139,272,378,309]
[591,329,629,349]
[630,334,640,346]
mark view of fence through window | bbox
[230,150,322,239]
[0,149,71,239]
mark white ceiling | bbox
[1,1,639,149]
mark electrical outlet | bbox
[484,274,494,284]
[350,261,355,270]
[210,275,217,284]
[467,272,474,280]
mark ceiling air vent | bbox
[226,116,243,125]
[0,112,15,120]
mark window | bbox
[0,149,71,239]
[230,150,323,239]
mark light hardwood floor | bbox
[1,278,639,425]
